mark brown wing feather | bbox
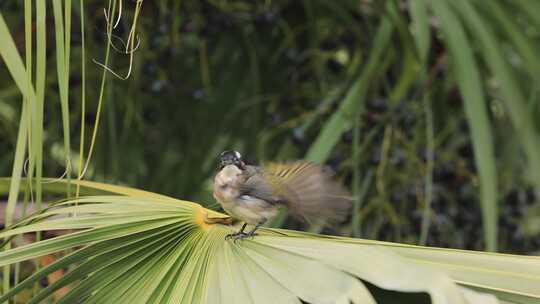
[262,161,352,225]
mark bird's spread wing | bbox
[241,161,351,225]
[238,166,291,205]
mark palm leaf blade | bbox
[1,193,534,303]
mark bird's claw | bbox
[225,231,258,242]
[225,231,245,240]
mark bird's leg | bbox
[238,223,247,234]
[246,223,262,237]
[225,223,248,240]
[229,220,266,242]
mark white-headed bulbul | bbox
[213,150,351,240]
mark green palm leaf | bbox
[0,182,538,303]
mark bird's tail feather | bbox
[265,161,352,225]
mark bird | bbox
[213,150,352,240]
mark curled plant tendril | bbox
[93,0,143,80]
[76,0,144,193]
[108,33,141,55]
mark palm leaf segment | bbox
[0,183,538,303]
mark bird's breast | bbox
[222,195,280,225]
[213,165,280,224]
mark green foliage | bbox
[0,182,536,303]
[6,0,537,251]
[1,0,540,302]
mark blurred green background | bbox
[1,0,540,254]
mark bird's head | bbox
[218,150,246,170]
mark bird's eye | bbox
[220,184,228,190]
